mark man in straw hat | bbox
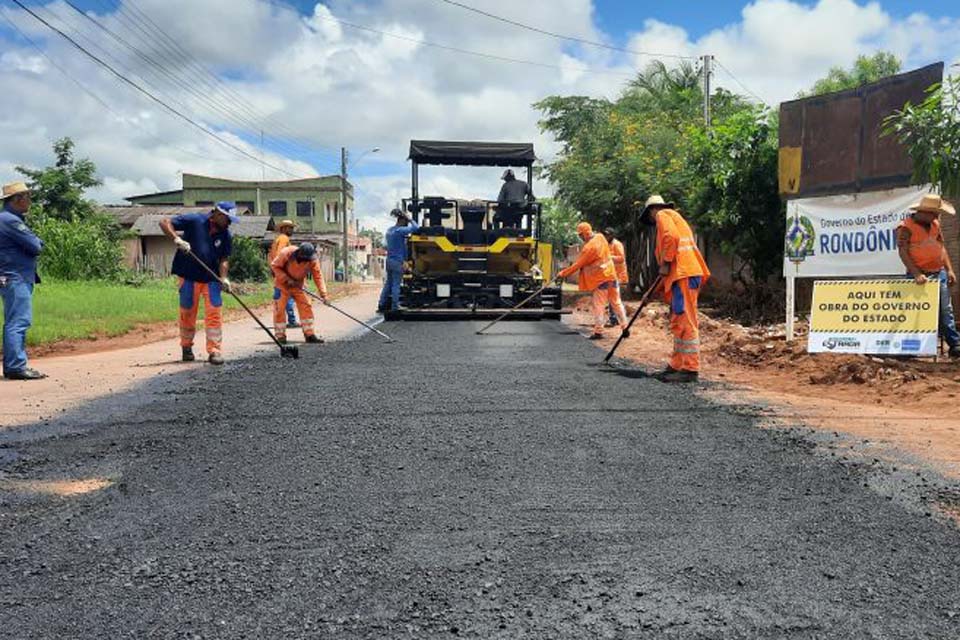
[378,207,418,313]
[0,181,46,380]
[897,193,960,357]
[556,221,628,339]
[269,219,299,328]
[639,195,710,383]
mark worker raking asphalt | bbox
[1,321,959,638]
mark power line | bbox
[713,58,771,107]
[8,0,309,180]
[0,10,242,164]
[436,0,695,61]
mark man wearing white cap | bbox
[0,181,45,379]
[897,193,960,357]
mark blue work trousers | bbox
[274,287,297,324]
[934,269,960,348]
[378,258,404,310]
[1,276,33,375]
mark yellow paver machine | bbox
[389,140,564,320]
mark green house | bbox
[126,173,353,234]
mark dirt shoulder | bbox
[28,282,367,359]
[569,296,960,480]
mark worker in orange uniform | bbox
[603,227,629,327]
[640,195,710,383]
[269,219,299,328]
[897,194,960,357]
[556,222,627,339]
[271,242,328,344]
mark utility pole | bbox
[701,54,713,128]
[341,146,349,284]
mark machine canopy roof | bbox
[408,140,536,167]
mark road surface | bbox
[1,320,958,638]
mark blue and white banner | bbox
[783,186,929,278]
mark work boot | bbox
[208,353,224,366]
[604,320,618,328]
[4,368,47,380]
[588,332,604,340]
[276,335,288,344]
[657,369,698,383]
[949,346,960,359]
[305,334,324,344]
[181,347,195,362]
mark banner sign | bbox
[808,279,940,355]
[783,186,929,277]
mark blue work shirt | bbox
[170,212,232,283]
[0,204,42,284]
[385,220,419,261]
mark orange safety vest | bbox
[655,208,709,293]
[268,232,291,263]
[609,238,629,284]
[271,245,328,296]
[561,233,617,291]
[898,216,945,273]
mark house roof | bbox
[130,212,271,238]
[98,205,236,226]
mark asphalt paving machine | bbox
[390,140,563,320]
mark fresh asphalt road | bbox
[1,320,959,639]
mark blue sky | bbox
[1,0,959,225]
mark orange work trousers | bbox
[179,279,223,355]
[667,277,702,372]
[274,287,316,339]
[591,281,627,334]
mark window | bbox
[325,202,339,223]
[296,201,313,217]
[268,201,288,217]
[236,200,256,214]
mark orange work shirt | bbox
[268,232,291,263]
[559,233,617,291]
[898,216,945,273]
[271,245,328,296]
[655,208,709,293]
[609,238,628,284]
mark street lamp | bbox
[341,146,380,283]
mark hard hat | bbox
[576,222,592,236]
[296,242,317,260]
[214,201,240,223]
[501,169,515,180]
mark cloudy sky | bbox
[1,0,958,229]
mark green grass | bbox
[23,278,274,346]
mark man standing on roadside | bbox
[897,194,960,358]
[378,208,418,313]
[269,219,299,329]
[159,201,238,366]
[640,195,710,383]
[603,227,629,327]
[556,222,627,340]
[271,242,327,344]
[0,181,45,380]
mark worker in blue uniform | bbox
[377,208,419,313]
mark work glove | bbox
[220,278,232,293]
[174,237,191,253]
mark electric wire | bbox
[713,58,771,107]
[436,0,695,61]
[8,0,309,179]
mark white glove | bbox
[174,237,191,253]
[220,278,232,293]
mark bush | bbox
[229,236,269,282]
[32,211,125,280]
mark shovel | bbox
[184,250,299,359]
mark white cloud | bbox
[0,0,959,228]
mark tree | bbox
[359,227,384,249]
[883,77,960,200]
[16,137,101,222]
[537,198,580,261]
[801,52,902,97]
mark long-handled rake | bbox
[302,289,395,343]
[599,275,663,367]
[475,279,558,335]
[185,250,299,359]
